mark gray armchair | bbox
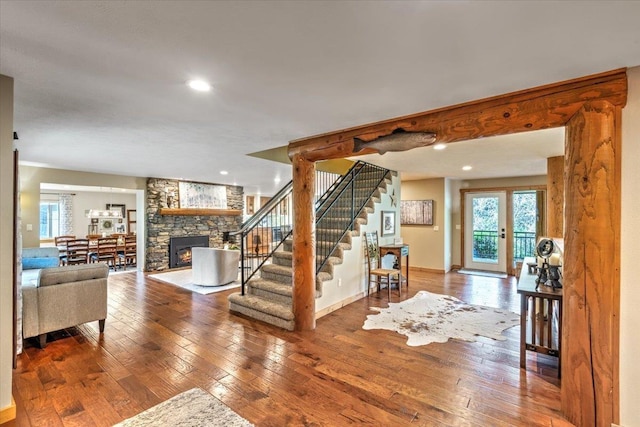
[22,263,109,347]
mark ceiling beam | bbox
[288,69,627,162]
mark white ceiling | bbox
[2,1,639,194]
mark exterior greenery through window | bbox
[471,197,499,261]
[472,192,537,261]
[40,201,60,239]
[512,192,537,261]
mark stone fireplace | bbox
[146,178,243,271]
[169,235,209,269]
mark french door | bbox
[464,191,507,273]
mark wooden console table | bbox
[517,257,562,377]
[379,244,409,287]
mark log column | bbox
[291,153,316,331]
[562,100,620,426]
[546,156,564,238]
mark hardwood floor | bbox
[8,269,573,426]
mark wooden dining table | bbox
[58,239,126,264]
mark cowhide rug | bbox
[363,290,519,346]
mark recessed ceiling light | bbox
[462,165,473,171]
[187,79,211,92]
[274,177,281,184]
[220,170,228,175]
[433,143,447,150]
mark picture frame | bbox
[246,195,255,215]
[400,200,434,225]
[106,203,126,218]
[178,181,227,209]
[381,211,396,236]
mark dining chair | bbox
[118,235,137,268]
[65,238,90,265]
[364,231,401,298]
[54,235,76,265]
[90,237,119,269]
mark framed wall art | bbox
[400,200,434,225]
[381,211,396,236]
[178,181,227,209]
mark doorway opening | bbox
[462,187,546,276]
[464,191,507,273]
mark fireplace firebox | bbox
[169,235,209,268]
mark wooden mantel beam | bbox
[288,69,627,162]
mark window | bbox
[512,191,539,262]
[40,201,60,239]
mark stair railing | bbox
[315,162,390,273]
[231,170,341,295]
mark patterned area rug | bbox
[114,388,253,426]
[148,269,240,295]
[363,290,519,346]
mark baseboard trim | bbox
[409,266,446,274]
[0,395,16,424]
[316,292,365,319]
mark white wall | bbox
[620,65,640,426]
[70,191,136,236]
[0,75,14,416]
[316,175,400,314]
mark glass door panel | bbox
[464,192,507,272]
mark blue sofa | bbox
[22,247,60,270]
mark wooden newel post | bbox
[291,153,316,331]
[562,100,621,427]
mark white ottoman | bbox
[192,247,240,286]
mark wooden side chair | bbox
[364,231,401,298]
[118,235,137,268]
[90,237,119,270]
[54,235,76,265]
[65,238,90,265]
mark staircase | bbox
[228,163,393,330]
